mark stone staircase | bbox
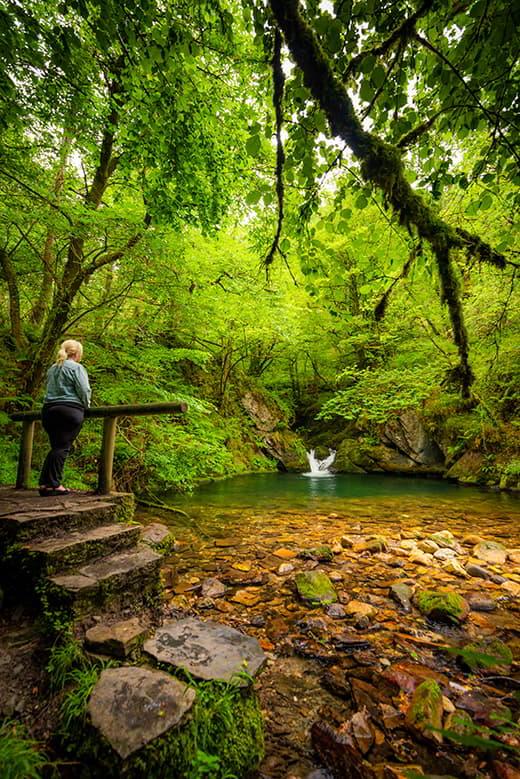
[0,489,163,624]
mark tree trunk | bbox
[0,248,23,348]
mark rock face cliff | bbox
[333,410,445,476]
[240,391,308,471]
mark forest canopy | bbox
[0,0,518,491]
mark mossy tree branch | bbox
[267,0,510,396]
[264,27,286,271]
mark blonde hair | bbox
[56,339,83,365]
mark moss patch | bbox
[415,590,469,624]
[406,679,443,742]
[295,571,337,606]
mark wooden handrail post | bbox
[97,416,118,494]
[16,420,36,489]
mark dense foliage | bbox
[0,0,518,491]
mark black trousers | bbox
[39,404,84,487]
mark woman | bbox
[38,339,91,496]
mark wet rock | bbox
[299,546,334,562]
[332,632,372,653]
[340,536,354,549]
[399,539,418,551]
[491,573,507,584]
[296,616,329,635]
[492,761,520,779]
[326,603,347,619]
[501,579,520,596]
[295,571,338,606]
[417,539,439,554]
[231,588,263,607]
[249,614,266,627]
[354,536,388,554]
[507,549,520,564]
[144,617,266,683]
[198,597,215,610]
[200,577,226,598]
[442,559,469,578]
[429,530,457,549]
[140,522,172,548]
[383,661,448,695]
[415,589,469,624]
[345,600,378,623]
[88,666,196,759]
[462,534,483,546]
[276,562,294,575]
[85,618,147,659]
[433,548,458,561]
[379,703,403,731]
[273,548,297,559]
[329,571,344,582]
[405,679,443,742]
[409,550,434,566]
[390,583,413,612]
[466,563,492,579]
[454,690,510,726]
[350,708,375,754]
[473,540,507,565]
[460,638,513,672]
[468,595,497,612]
[311,718,374,779]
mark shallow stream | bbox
[137,473,520,778]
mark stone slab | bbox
[25,523,139,556]
[85,618,148,658]
[144,617,266,683]
[88,666,195,759]
[141,522,171,546]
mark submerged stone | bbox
[88,666,195,759]
[429,530,457,549]
[460,639,513,671]
[473,540,507,565]
[415,590,469,624]
[144,618,266,683]
[299,545,334,562]
[466,563,492,580]
[405,679,443,742]
[294,571,337,606]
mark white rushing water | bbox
[304,448,336,477]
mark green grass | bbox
[0,720,48,779]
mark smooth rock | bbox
[140,522,171,547]
[277,562,295,575]
[345,600,377,621]
[473,540,507,565]
[417,540,439,554]
[273,548,297,559]
[468,596,497,612]
[326,603,347,619]
[144,617,266,683]
[442,559,469,578]
[501,579,520,596]
[299,546,334,562]
[200,577,226,598]
[507,549,520,565]
[433,548,458,561]
[340,536,354,548]
[399,539,418,551]
[462,534,483,546]
[390,583,413,612]
[409,550,434,566]
[429,530,457,549]
[85,618,147,659]
[466,563,492,580]
[231,588,263,607]
[88,666,195,759]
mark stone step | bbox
[1,501,121,543]
[23,524,142,575]
[47,546,163,615]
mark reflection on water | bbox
[164,472,519,521]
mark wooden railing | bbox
[10,402,188,494]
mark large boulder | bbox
[382,410,445,471]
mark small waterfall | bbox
[305,448,336,477]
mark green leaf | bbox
[245,134,261,157]
[371,65,386,89]
[355,194,369,209]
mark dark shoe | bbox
[39,487,71,497]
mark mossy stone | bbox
[295,571,337,606]
[429,531,457,549]
[405,679,443,742]
[298,546,334,562]
[460,639,513,671]
[415,590,469,624]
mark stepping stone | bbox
[140,523,171,547]
[24,524,141,573]
[49,546,162,613]
[144,617,266,683]
[1,502,119,542]
[88,666,195,759]
[85,618,148,658]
